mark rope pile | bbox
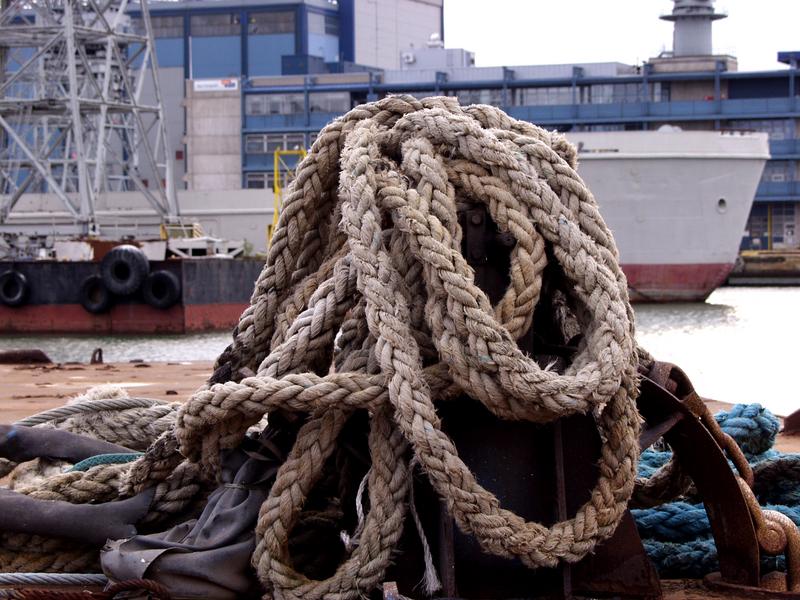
[179,94,643,596]
[3,96,799,599]
[0,96,643,596]
[633,403,800,578]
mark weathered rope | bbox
[0,97,642,594]
[162,95,642,598]
[634,500,800,542]
[0,389,194,574]
[0,573,107,586]
[14,398,170,429]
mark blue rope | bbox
[715,403,779,457]
[633,502,800,542]
[643,539,786,578]
[635,403,800,577]
[68,452,142,472]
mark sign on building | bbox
[193,78,239,92]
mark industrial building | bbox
[2,0,798,252]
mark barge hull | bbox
[623,262,734,302]
[0,259,262,333]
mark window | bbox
[246,94,306,115]
[248,11,294,34]
[246,171,285,189]
[245,134,267,154]
[284,133,305,150]
[309,92,350,113]
[762,162,794,182]
[325,16,339,36]
[132,15,183,38]
[729,119,794,140]
[455,89,504,106]
[244,133,307,154]
[308,12,339,35]
[246,172,267,189]
[191,14,240,37]
[517,87,573,106]
[246,95,267,115]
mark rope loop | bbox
[174,95,642,598]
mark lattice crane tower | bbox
[0,0,178,233]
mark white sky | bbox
[442,1,800,72]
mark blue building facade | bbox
[132,0,342,79]
[131,0,800,251]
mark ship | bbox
[567,128,770,302]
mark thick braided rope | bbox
[634,501,800,543]
[14,397,171,428]
[171,96,641,599]
[0,534,98,574]
[715,403,780,457]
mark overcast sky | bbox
[442,1,800,72]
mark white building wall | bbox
[354,0,442,70]
[183,81,243,191]
[140,66,186,191]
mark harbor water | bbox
[1,286,798,417]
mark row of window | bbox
[134,11,302,38]
[762,162,798,182]
[242,84,672,117]
[746,203,797,245]
[245,172,276,189]
[308,12,339,36]
[245,92,351,116]
[729,119,796,140]
[245,169,308,189]
[245,133,307,154]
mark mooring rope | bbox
[1,96,799,598]
[0,96,643,593]
[166,95,643,599]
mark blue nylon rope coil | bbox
[635,403,800,578]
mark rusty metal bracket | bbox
[641,362,800,598]
[639,373,761,586]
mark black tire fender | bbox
[0,271,29,307]
[142,270,181,309]
[100,245,149,296]
[79,275,113,314]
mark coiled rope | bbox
[165,94,643,599]
[3,96,643,596]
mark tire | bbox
[0,271,29,307]
[101,245,149,296]
[79,275,113,314]
[142,270,181,309]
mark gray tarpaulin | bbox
[101,426,293,600]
